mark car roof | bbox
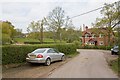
[37,48,54,50]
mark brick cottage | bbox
[81,26,115,46]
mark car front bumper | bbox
[26,58,46,63]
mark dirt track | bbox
[2,57,71,78]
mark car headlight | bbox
[111,49,113,51]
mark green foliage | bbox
[79,45,112,50]
[109,59,118,73]
[27,32,42,40]
[2,43,77,64]
[24,42,55,44]
[1,21,22,44]
[93,2,120,46]
[27,18,46,43]
[61,28,82,43]
[14,38,40,43]
[14,38,66,44]
[2,34,11,44]
[55,44,77,55]
[73,40,81,48]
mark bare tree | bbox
[27,18,46,43]
[46,7,65,42]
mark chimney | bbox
[85,26,88,31]
[83,24,85,31]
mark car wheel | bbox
[45,58,51,66]
[111,51,114,55]
[61,56,65,61]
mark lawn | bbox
[14,38,66,43]
[14,38,40,43]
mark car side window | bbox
[47,49,56,53]
[47,49,52,53]
[53,49,59,53]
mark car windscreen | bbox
[32,49,46,53]
[114,46,119,49]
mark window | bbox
[47,49,57,53]
[99,34,104,38]
[85,34,89,38]
[92,34,96,38]
[91,42,95,45]
[99,41,104,45]
[32,49,46,53]
[89,41,95,45]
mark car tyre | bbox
[61,56,65,61]
[111,51,114,55]
[45,58,51,66]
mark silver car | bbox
[111,45,119,55]
[26,48,65,66]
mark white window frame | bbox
[99,41,104,45]
[92,34,96,38]
[99,34,104,38]
[85,34,89,38]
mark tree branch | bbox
[112,20,120,29]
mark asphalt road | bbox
[48,49,118,78]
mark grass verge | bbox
[109,59,118,74]
[66,52,79,58]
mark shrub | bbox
[2,43,77,64]
[79,45,112,50]
[73,41,81,48]
[2,34,11,44]
[24,42,55,44]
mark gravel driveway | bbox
[48,49,118,78]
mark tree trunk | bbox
[108,30,111,46]
[40,24,43,44]
[57,27,61,42]
[53,31,56,43]
[118,26,120,77]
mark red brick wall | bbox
[81,28,114,46]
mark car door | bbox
[47,49,56,61]
[53,49,61,60]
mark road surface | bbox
[48,49,118,78]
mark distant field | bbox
[14,38,40,43]
[14,38,66,43]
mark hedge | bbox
[78,45,112,50]
[24,42,55,44]
[2,43,77,64]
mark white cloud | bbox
[0,0,119,33]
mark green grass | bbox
[14,38,39,43]
[14,38,66,43]
[109,59,119,74]
[67,52,79,58]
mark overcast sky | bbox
[0,0,119,33]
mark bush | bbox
[24,42,55,44]
[2,34,11,44]
[73,41,81,48]
[79,45,112,50]
[2,43,77,64]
